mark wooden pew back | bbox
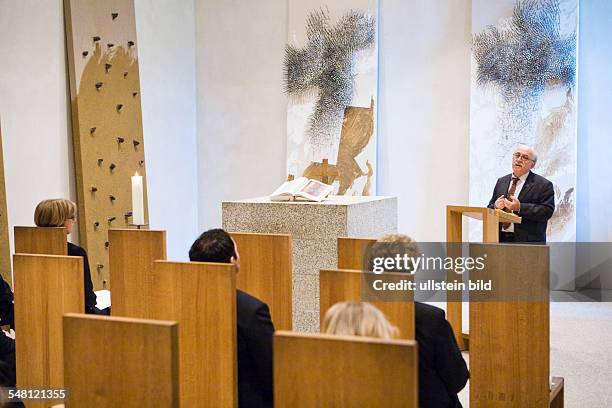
[230,232,292,330]
[469,243,549,408]
[109,228,166,317]
[275,331,418,407]
[63,314,179,407]
[14,226,67,255]
[320,268,415,339]
[13,254,83,401]
[149,261,237,407]
[337,236,377,270]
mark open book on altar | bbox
[270,177,333,202]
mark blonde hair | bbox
[34,199,77,227]
[322,301,399,339]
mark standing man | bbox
[488,144,555,242]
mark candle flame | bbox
[134,171,140,177]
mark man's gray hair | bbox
[518,144,538,164]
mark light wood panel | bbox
[0,124,10,286]
[337,236,377,270]
[63,313,179,407]
[14,226,67,255]
[149,261,237,407]
[445,205,521,349]
[230,232,292,330]
[550,377,564,408]
[13,254,84,407]
[320,268,415,339]
[109,228,166,317]
[469,243,549,408]
[274,331,418,407]
[64,0,149,290]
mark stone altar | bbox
[222,195,397,332]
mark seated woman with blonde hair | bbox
[322,301,398,339]
[34,199,106,315]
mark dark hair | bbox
[189,228,236,263]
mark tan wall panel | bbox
[64,0,148,290]
[63,314,179,407]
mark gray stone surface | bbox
[222,195,397,332]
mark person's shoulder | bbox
[496,173,512,183]
[237,289,268,312]
[415,302,446,323]
[67,242,87,257]
[529,171,553,188]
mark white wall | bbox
[195,0,288,231]
[0,0,199,264]
[135,0,199,260]
[193,0,472,240]
[0,0,76,255]
[377,0,472,241]
[576,0,612,242]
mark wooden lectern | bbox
[445,206,521,349]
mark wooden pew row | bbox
[469,243,563,408]
[62,314,179,407]
[337,236,377,270]
[13,254,84,408]
[275,331,418,407]
[230,232,292,330]
[319,269,415,339]
[14,226,67,255]
[109,228,167,317]
[114,258,237,407]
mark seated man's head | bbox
[189,228,240,270]
[366,233,420,273]
[322,301,398,339]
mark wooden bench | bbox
[13,254,83,408]
[230,232,292,330]
[320,268,415,339]
[274,331,418,407]
[63,313,179,407]
[109,228,167,317]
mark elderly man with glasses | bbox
[487,144,555,242]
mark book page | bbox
[271,177,309,197]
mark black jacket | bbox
[487,171,555,242]
[67,243,98,314]
[415,302,469,408]
[237,290,274,408]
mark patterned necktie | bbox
[501,176,520,229]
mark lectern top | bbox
[446,205,521,224]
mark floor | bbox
[432,293,612,407]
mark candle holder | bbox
[125,211,148,229]
[128,223,149,230]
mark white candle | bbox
[131,172,145,225]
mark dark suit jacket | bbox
[237,290,274,408]
[487,171,555,242]
[67,243,98,314]
[416,302,469,408]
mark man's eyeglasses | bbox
[512,152,534,162]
